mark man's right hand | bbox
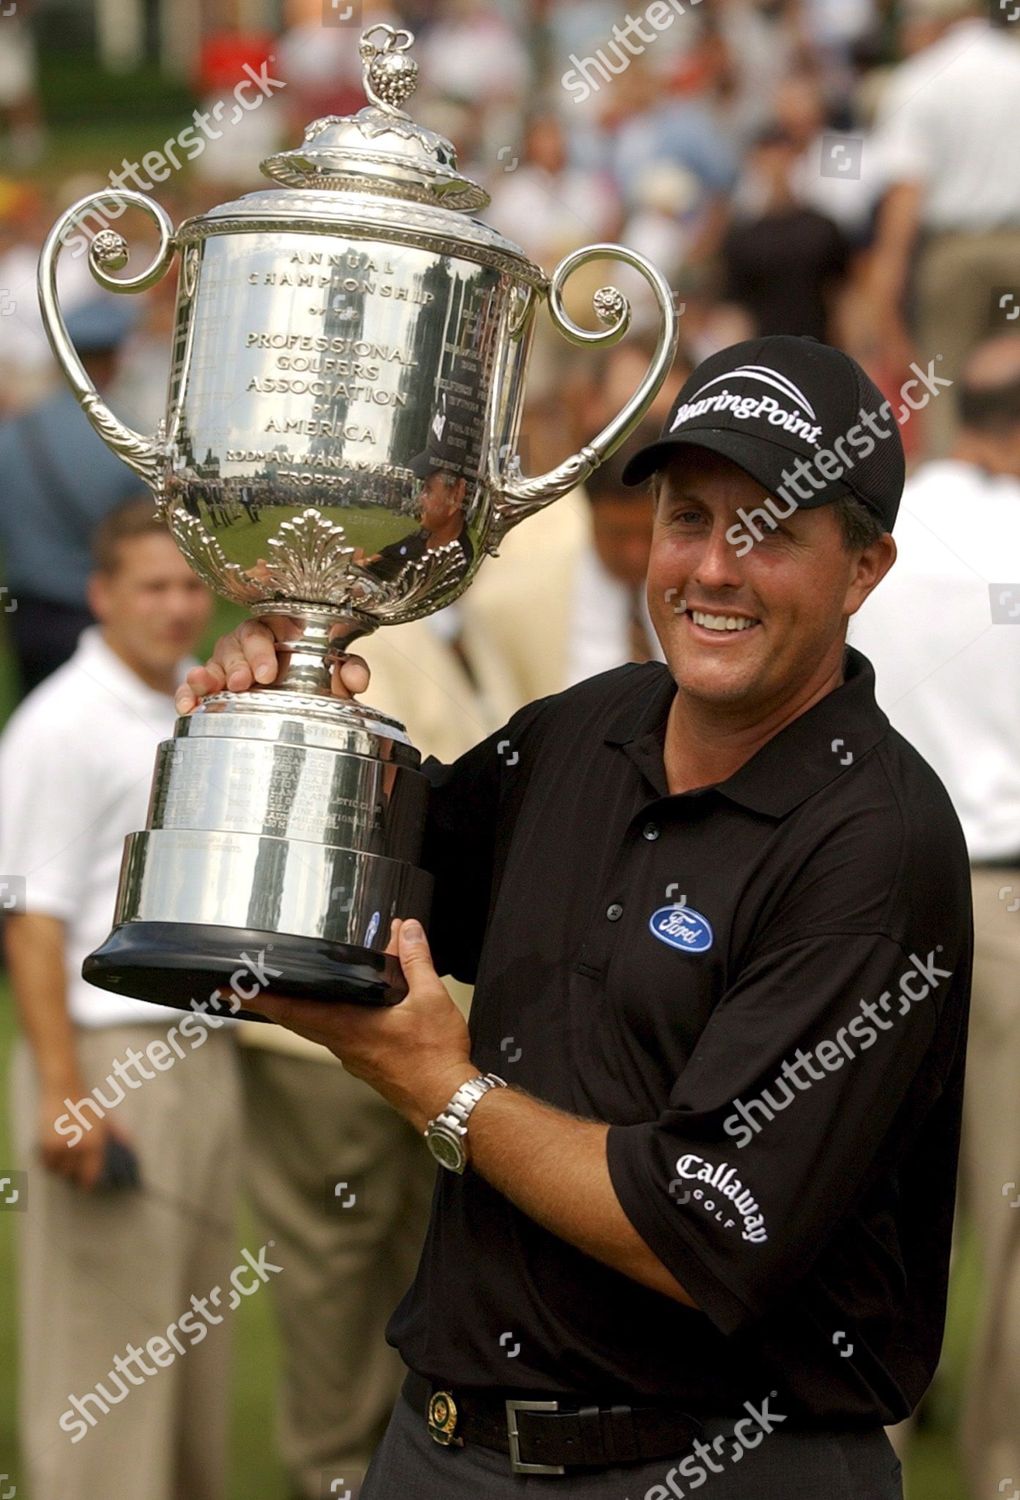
[174,616,371,715]
[38,1094,129,1192]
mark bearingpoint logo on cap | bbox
[669,365,824,449]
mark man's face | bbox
[645,448,894,715]
[88,533,213,674]
[419,470,465,530]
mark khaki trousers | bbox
[10,1023,241,1500]
[916,227,1020,457]
[238,1047,434,1500]
[959,869,1020,1497]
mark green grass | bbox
[196,501,416,575]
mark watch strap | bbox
[425,1072,507,1165]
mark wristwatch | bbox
[424,1073,507,1173]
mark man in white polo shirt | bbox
[849,333,1020,1498]
[0,499,240,1500]
[867,0,1020,454]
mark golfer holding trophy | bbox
[38,25,971,1500]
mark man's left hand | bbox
[242,918,477,1131]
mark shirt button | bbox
[642,822,660,840]
[606,903,624,921]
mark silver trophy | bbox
[38,24,678,1010]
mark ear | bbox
[86,571,109,624]
[845,533,896,619]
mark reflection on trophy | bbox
[37,23,679,1011]
[360,391,475,584]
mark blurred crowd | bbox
[1,2,1019,1499]
[2,0,1019,446]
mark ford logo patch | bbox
[649,905,714,953]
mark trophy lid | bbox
[259,23,489,212]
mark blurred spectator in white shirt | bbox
[774,72,880,243]
[849,335,1020,1500]
[418,0,532,163]
[867,0,1020,453]
[485,109,620,267]
[276,0,402,134]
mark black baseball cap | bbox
[621,335,905,532]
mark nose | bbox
[691,517,745,592]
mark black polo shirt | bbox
[386,646,973,1424]
[372,525,475,584]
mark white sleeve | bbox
[0,705,96,921]
[869,68,936,190]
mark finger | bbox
[41,1134,77,1178]
[176,660,227,714]
[335,653,370,698]
[236,990,285,1021]
[383,917,400,958]
[210,620,276,691]
[242,991,339,1046]
[236,618,281,685]
[54,1146,80,1180]
[397,918,435,974]
[261,614,305,643]
[213,629,260,692]
[75,1151,103,1192]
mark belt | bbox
[402,1370,705,1476]
[972,855,1020,870]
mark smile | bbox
[688,609,760,634]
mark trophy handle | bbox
[487,243,679,551]
[37,189,177,490]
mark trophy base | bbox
[83,920,408,1021]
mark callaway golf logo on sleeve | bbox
[673,1155,769,1243]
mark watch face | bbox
[428,1128,465,1172]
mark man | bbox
[357,390,477,590]
[177,337,973,1496]
[367,457,474,586]
[867,0,1020,454]
[850,333,1020,1498]
[0,297,143,694]
[460,343,693,708]
[722,125,849,343]
[461,430,667,707]
[1,499,240,1500]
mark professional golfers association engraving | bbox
[38,22,679,1009]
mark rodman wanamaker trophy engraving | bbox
[38,24,678,1011]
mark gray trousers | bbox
[361,1385,904,1498]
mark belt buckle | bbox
[427,1390,463,1447]
[505,1399,566,1476]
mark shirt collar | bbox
[603,645,890,817]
